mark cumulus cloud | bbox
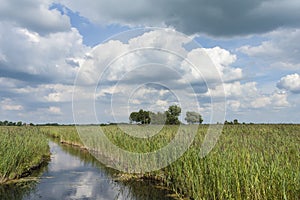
[48,106,62,114]
[205,81,289,110]
[271,92,290,107]
[0,0,71,34]
[73,29,241,123]
[77,29,242,88]
[1,98,23,111]
[0,22,89,84]
[59,0,300,37]
[0,0,296,123]
[277,73,300,93]
[77,31,239,93]
[238,28,300,70]
[72,28,292,123]
[251,96,272,108]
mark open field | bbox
[0,127,50,184]
[42,124,300,199]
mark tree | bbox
[233,119,239,125]
[138,109,151,124]
[129,109,151,124]
[150,111,167,124]
[224,120,233,125]
[129,112,139,123]
[185,111,203,124]
[8,121,15,126]
[16,121,22,126]
[166,105,181,125]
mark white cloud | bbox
[0,22,89,83]
[238,28,300,70]
[205,81,289,110]
[182,47,242,84]
[75,30,219,122]
[227,100,241,111]
[43,84,74,102]
[271,92,289,107]
[72,29,295,123]
[0,77,20,88]
[0,0,71,34]
[78,29,242,90]
[277,73,300,93]
[16,28,40,43]
[1,98,23,111]
[204,47,237,67]
[205,82,257,98]
[12,84,74,103]
[2,105,23,111]
[251,96,272,108]
[250,92,289,108]
[156,99,168,107]
[48,106,62,114]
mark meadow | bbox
[0,127,50,184]
[41,124,300,200]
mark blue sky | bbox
[0,0,300,124]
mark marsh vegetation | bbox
[41,124,300,199]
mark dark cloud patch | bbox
[0,0,71,35]
[0,67,51,84]
[61,0,300,37]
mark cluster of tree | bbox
[185,111,203,124]
[165,105,181,125]
[129,105,203,125]
[150,112,167,124]
[129,109,151,124]
[36,123,59,126]
[0,120,29,126]
[224,119,239,125]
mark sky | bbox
[0,0,300,124]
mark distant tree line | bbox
[0,120,32,126]
[224,119,240,125]
[224,119,254,125]
[129,105,203,125]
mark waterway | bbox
[0,141,176,200]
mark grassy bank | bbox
[41,124,300,199]
[41,126,83,147]
[0,127,50,184]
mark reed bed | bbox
[0,127,50,184]
[41,126,83,146]
[42,124,300,199]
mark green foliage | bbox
[149,111,167,125]
[0,127,50,183]
[185,111,203,124]
[0,120,27,126]
[16,121,22,126]
[225,119,240,125]
[165,105,181,125]
[129,109,151,124]
[41,124,300,199]
[130,105,183,125]
[40,126,83,146]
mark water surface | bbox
[0,141,176,200]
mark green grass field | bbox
[42,124,300,199]
[0,127,50,184]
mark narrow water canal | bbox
[0,141,177,200]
